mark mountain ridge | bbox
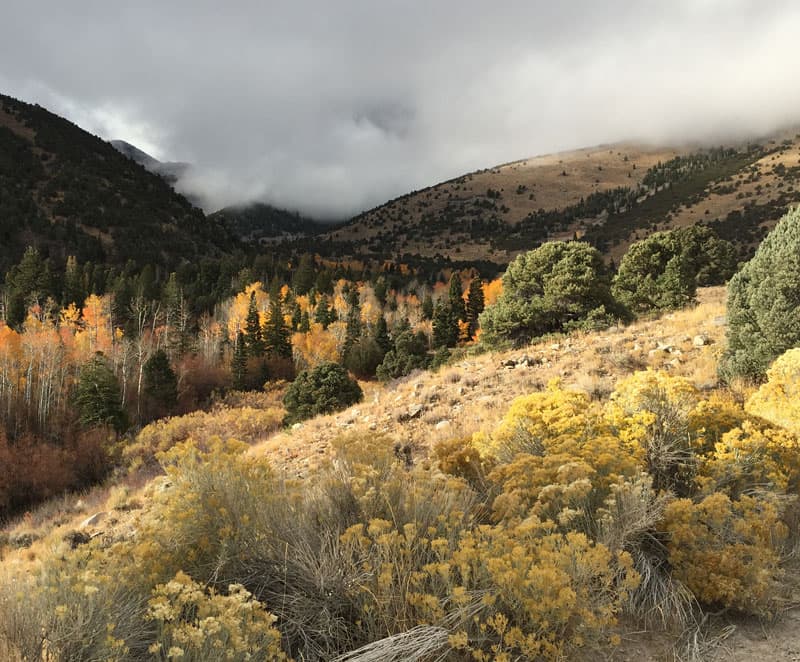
[0,93,237,274]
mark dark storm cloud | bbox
[2,0,799,217]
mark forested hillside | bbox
[0,94,236,274]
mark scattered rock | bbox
[399,404,424,422]
[550,343,561,351]
[291,422,303,430]
[408,404,423,418]
[693,334,711,347]
[435,420,451,431]
[79,512,106,529]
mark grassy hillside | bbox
[5,287,800,660]
[324,134,800,265]
[0,94,236,274]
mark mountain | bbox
[208,202,327,245]
[110,139,191,186]
[0,93,236,274]
[323,134,800,265]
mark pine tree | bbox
[421,293,434,320]
[448,273,466,323]
[75,353,127,432]
[143,349,178,418]
[374,277,388,306]
[291,302,302,331]
[244,291,265,357]
[64,255,85,307]
[721,207,800,380]
[343,288,362,359]
[315,295,333,329]
[466,277,485,337]
[373,314,391,354]
[299,310,311,332]
[292,253,316,295]
[432,301,458,348]
[4,246,52,327]
[265,289,292,359]
[231,330,247,390]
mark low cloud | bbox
[2,1,799,218]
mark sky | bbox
[2,1,800,219]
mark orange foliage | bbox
[483,278,503,307]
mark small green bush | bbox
[283,362,362,423]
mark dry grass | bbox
[327,142,687,261]
[248,287,729,477]
[0,288,729,566]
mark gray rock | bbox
[79,512,106,529]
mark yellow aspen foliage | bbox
[663,493,786,614]
[291,323,340,369]
[746,347,800,435]
[226,282,268,338]
[76,294,116,356]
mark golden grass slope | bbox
[328,142,685,262]
[327,131,800,264]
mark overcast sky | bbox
[2,1,800,218]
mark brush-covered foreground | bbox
[2,289,800,661]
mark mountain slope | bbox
[208,202,326,245]
[110,139,190,185]
[324,134,800,264]
[0,93,236,274]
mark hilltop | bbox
[324,133,800,264]
[0,94,236,274]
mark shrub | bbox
[125,406,284,471]
[605,371,699,495]
[662,493,786,614]
[612,226,736,315]
[283,362,362,424]
[479,241,623,347]
[721,206,800,381]
[147,571,287,661]
[376,328,429,381]
[612,230,695,315]
[342,336,384,379]
[745,347,800,434]
[0,427,111,519]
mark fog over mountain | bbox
[2,0,800,217]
